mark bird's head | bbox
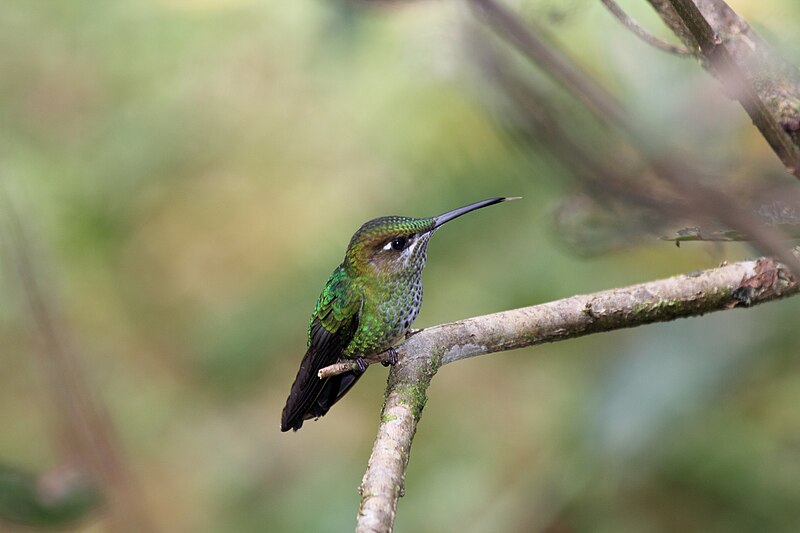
[343,197,518,279]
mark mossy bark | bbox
[352,256,799,532]
[356,348,442,533]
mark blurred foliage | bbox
[1,0,800,531]
[0,464,100,528]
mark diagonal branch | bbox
[469,0,627,127]
[469,0,800,275]
[649,0,800,177]
[351,255,797,531]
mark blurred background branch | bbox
[0,190,154,532]
[469,0,800,274]
[649,0,800,176]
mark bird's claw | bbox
[381,347,399,367]
[355,357,368,373]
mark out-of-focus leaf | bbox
[0,463,101,528]
[551,193,672,256]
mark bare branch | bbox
[356,352,438,533]
[326,256,797,375]
[352,255,797,531]
[648,0,800,177]
[599,0,690,56]
[470,0,627,126]
[319,353,392,379]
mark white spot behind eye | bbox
[383,235,417,252]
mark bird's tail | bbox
[280,347,364,432]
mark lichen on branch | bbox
[352,256,798,532]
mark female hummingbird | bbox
[281,197,517,431]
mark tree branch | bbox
[352,256,797,531]
[648,0,800,177]
[356,350,439,533]
[469,0,800,275]
[325,257,797,379]
[599,0,690,56]
[470,0,627,127]
[340,3,800,531]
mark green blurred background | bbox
[2,0,800,531]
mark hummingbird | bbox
[280,197,518,432]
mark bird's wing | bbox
[280,266,362,432]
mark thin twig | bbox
[319,353,391,379]
[600,0,690,56]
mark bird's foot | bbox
[355,357,368,373]
[381,347,399,367]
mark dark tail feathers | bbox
[281,348,363,431]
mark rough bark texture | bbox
[648,0,800,176]
[355,353,441,533]
[350,256,798,532]
[328,257,797,377]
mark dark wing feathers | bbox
[280,317,360,431]
[280,267,363,432]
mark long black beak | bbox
[432,197,520,230]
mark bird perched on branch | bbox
[281,197,518,431]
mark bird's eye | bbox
[390,237,407,251]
